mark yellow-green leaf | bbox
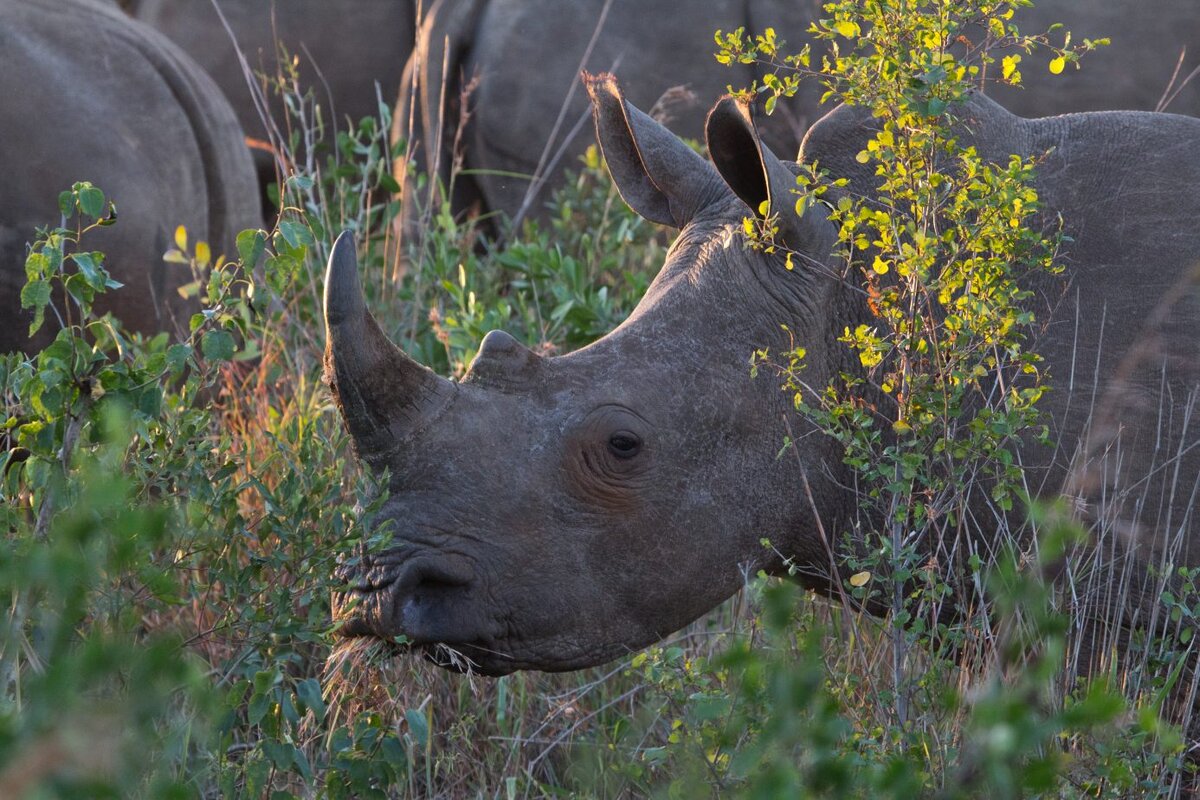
[849,571,871,587]
[1001,54,1021,81]
[871,255,890,275]
[195,240,211,267]
[174,225,188,251]
[834,19,860,39]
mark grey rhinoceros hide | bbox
[327,71,1200,679]
[397,0,822,231]
[990,0,1200,118]
[0,0,261,353]
[129,0,417,187]
[399,0,1200,230]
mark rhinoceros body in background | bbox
[989,0,1200,119]
[398,0,821,231]
[0,0,261,353]
[129,0,417,190]
[399,0,1200,228]
[327,73,1200,683]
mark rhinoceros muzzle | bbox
[334,549,500,656]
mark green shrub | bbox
[621,1,1187,797]
[0,75,661,796]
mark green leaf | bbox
[166,343,192,373]
[71,252,106,289]
[689,694,732,721]
[405,708,429,747]
[20,279,50,311]
[278,220,314,250]
[926,97,949,117]
[201,329,236,361]
[247,690,271,727]
[97,201,118,226]
[78,185,105,218]
[378,172,402,193]
[25,251,49,281]
[285,174,314,191]
[236,229,267,268]
[296,678,325,722]
[259,743,291,772]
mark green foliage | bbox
[715,1,1109,114]
[0,54,658,796]
[395,143,662,376]
[652,1,1191,797]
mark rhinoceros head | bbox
[325,74,858,674]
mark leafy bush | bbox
[0,70,662,795]
[623,1,1190,796]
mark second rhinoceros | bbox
[128,0,418,196]
[327,75,1200,678]
[0,0,261,353]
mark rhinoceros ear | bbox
[585,72,725,228]
[706,96,835,255]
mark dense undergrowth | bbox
[2,0,1197,797]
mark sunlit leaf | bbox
[834,19,860,38]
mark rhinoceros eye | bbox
[607,431,642,459]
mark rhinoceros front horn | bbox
[323,230,455,467]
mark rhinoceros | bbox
[398,0,1200,229]
[128,0,417,192]
[0,0,261,353]
[329,73,1200,678]
[397,0,819,232]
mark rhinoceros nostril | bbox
[396,556,474,594]
[391,556,482,644]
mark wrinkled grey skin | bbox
[329,73,1200,676]
[0,0,261,353]
[399,0,1199,228]
[129,0,416,186]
